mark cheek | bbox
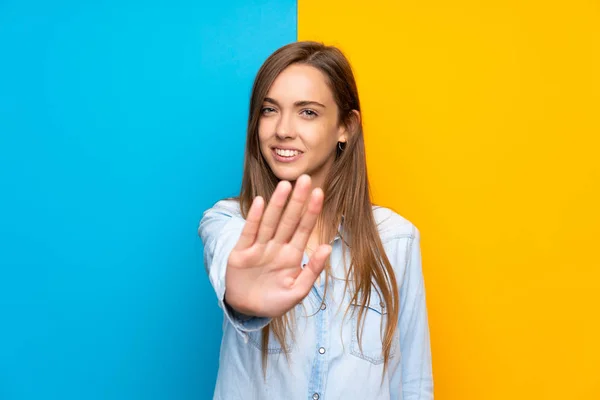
[258,119,273,143]
[305,124,338,148]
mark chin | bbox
[270,165,304,182]
[273,170,302,182]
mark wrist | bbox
[224,290,254,317]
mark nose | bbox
[275,111,295,140]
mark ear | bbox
[337,109,361,143]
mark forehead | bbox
[266,64,335,104]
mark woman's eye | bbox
[261,107,276,115]
[301,109,318,118]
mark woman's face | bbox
[258,64,348,189]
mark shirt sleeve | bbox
[198,200,272,342]
[397,226,434,399]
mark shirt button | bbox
[318,347,326,354]
[312,394,319,400]
[320,303,327,310]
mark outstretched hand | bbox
[224,174,331,318]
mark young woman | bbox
[198,41,433,400]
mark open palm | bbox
[224,174,332,318]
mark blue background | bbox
[0,1,296,398]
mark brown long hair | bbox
[237,41,399,374]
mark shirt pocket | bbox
[349,290,399,365]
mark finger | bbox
[289,187,324,252]
[291,244,332,296]
[256,180,292,244]
[273,174,312,244]
[234,196,264,250]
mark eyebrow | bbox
[264,97,326,109]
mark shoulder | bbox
[198,198,243,241]
[212,198,242,214]
[371,205,422,281]
[205,198,243,217]
[371,204,419,244]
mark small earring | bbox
[338,142,345,151]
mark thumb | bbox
[292,244,332,297]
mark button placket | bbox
[306,240,334,400]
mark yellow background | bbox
[299,1,600,398]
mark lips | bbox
[271,148,303,163]
[271,146,303,152]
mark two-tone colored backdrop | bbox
[1,0,598,399]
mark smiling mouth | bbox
[274,148,302,157]
[272,148,303,162]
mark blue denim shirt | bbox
[198,199,433,400]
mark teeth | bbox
[275,148,300,157]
